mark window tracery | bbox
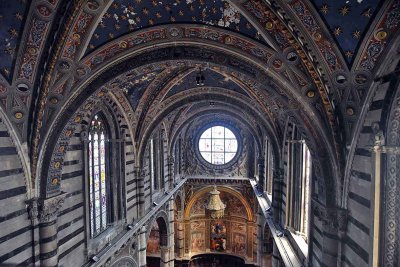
[198,126,238,165]
[88,114,109,237]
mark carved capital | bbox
[313,200,348,235]
[38,193,67,223]
[336,208,349,234]
[134,167,143,178]
[273,168,284,181]
[26,198,39,223]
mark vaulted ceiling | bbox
[86,0,266,53]
[310,0,384,65]
[0,0,399,203]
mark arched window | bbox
[88,114,110,238]
[286,125,311,241]
[265,137,273,195]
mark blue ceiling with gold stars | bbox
[0,1,30,80]
[86,0,264,53]
[311,0,384,65]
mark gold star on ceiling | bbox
[15,13,23,21]
[320,4,329,14]
[363,8,372,18]
[333,27,342,36]
[345,51,353,58]
[339,5,350,16]
[3,68,10,76]
[353,30,361,39]
[8,28,18,38]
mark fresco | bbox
[190,197,207,216]
[210,221,226,252]
[191,232,205,252]
[191,220,205,230]
[232,233,246,255]
[220,193,247,218]
[147,222,160,255]
[190,191,247,218]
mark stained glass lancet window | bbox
[89,114,109,238]
[199,126,238,165]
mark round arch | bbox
[146,210,170,247]
[38,40,339,206]
[184,186,254,222]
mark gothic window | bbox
[265,137,273,195]
[159,132,165,189]
[286,126,311,241]
[88,114,110,238]
[198,126,238,165]
[150,138,157,190]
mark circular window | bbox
[198,126,238,165]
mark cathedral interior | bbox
[0,0,399,266]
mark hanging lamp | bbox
[205,185,226,219]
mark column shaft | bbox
[136,167,145,217]
[139,226,147,267]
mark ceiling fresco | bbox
[114,68,165,111]
[310,0,384,65]
[0,0,30,80]
[86,0,265,54]
[165,68,250,98]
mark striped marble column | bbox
[136,167,145,217]
[37,193,66,267]
[138,226,147,267]
[167,197,175,266]
[167,156,175,190]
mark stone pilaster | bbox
[257,156,265,192]
[313,202,349,267]
[272,168,284,223]
[37,193,66,267]
[167,156,175,190]
[160,246,174,267]
[257,211,263,267]
[176,222,184,258]
[168,197,175,265]
[26,198,40,266]
[138,226,147,267]
[136,167,145,217]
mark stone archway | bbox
[147,215,171,267]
